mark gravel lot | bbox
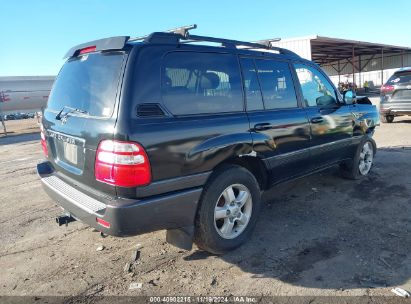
[1,107,411,301]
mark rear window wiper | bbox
[56,106,89,120]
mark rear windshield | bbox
[387,71,411,85]
[48,52,125,117]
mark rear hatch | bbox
[383,70,411,101]
[42,50,127,195]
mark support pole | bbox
[0,112,6,136]
[338,60,341,84]
[401,50,405,68]
[0,91,7,135]
[352,46,356,86]
[359,55,362,88]
[381,48,384,85]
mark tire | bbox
[194,165,261,254]
[380,115,394,123]
[340,138,376,180]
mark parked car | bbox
[380,67,411,123]
[37,27,379,254]
[5,114,16,120]
[13,113,24,120]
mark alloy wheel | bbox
[359,142,373,175]
[213,184,252,239]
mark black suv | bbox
[37,26,379,254]
[380,67,411,123]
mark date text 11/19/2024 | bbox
[149,296,259,303]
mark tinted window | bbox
[48,52,124,117]
[162,52,243,115]
[254,59,298,109]
[387,71,411,84]
[240,58,264,111]
[294,63,336,107]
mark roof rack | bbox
[253,38,282,47]
[129,25,299,57]
[64,26,299,59]
[165,24,197,37]
[129,24,197,42]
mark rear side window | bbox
[162,52,243,115]
[387,71,411,84]
[48,52,124,117]
[254,59,298,109]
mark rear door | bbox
[239,57,311,183]
[42,51,127,195]
[292,62,353,168]
[385,70,411,108]
[121,50,252,190]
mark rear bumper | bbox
[380,101,411,116]
[37,161,202,236]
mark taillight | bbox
[381,84,394,94]
[79,45,96,55]
[40,124,48,157]
[95,140,151,187]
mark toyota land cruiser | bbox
[37,25,379,254]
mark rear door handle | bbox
[253,123,271,131]
[310,117,324,124]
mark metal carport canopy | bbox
[310,35,411,65]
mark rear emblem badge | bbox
[60,116,68,125]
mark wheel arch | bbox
[365,135,377,155]
[205,155,269,191]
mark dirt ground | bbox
[0,117,42,138]
[1,106,411,301]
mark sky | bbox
[1,0,410,76]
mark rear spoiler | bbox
[63,36,130,59]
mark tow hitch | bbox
[56,214,76,226]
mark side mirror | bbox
[343,90,357,105]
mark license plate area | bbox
[63,142,78,165]
[47,130,85,174]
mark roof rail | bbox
[128,25,300,57]
[184,34,299,56]
[242,38,299,56]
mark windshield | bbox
[387,71,411,85]
[48,52,125,117]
